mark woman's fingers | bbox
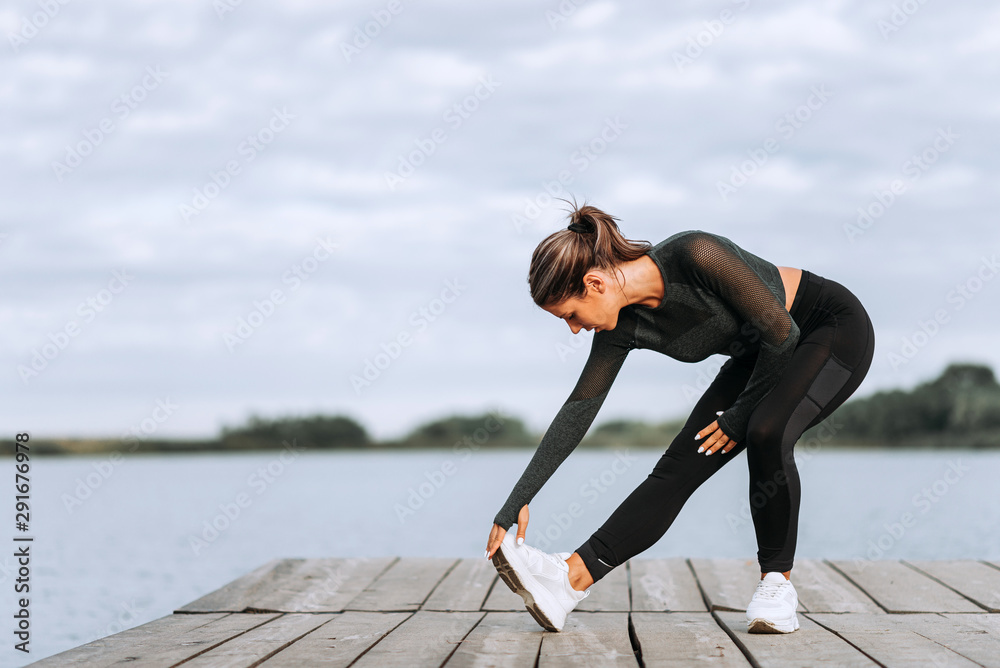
[705,412,725,454]
[696,417,736,456]
[707,434,728,455]
[703,430,724,455]
[720,422,738,452]
[692,411,737,456]
[486,524,505,559]
[516,505,529,545]
[707,429,737,455]
[486,505,531,560]
[696,418,719,453]
[695,412,726,449]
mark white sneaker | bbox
[746,572,800,633]
[491,531,591,631]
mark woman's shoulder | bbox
[649,230,735,268]
[652,229,726,253]
[654,229,754,261]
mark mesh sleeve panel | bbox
[679,232,800,443]
[493,328,632,530]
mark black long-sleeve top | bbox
[493,230,800,530]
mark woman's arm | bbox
[679,232,800,443]
[493,325,633,530]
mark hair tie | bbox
[567,221,590,233]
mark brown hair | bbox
[528,196,652,309]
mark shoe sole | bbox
[491,546,561,632]
[747,615,799,633]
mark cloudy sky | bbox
[2,0,998,442]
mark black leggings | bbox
[575,269,875,580]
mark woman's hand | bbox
[486,504,529,559]
[695,410,737,456]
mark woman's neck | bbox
[618,255,665,309]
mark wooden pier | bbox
[26,557,1000,667]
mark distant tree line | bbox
[579,362,1000,450]
[14,362,1000,455]
[802,362,1000,448]
[217,411,535,450]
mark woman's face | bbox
[542,271,621,334]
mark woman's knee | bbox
[744,414,801,473]
[745,414,785,449]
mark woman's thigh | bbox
[651,356,754,482]
[801,278,876,430]
[746,281,875,454]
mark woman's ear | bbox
[584,271,606,295]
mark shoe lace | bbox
[753,580,788,601]
[527,546,568,572]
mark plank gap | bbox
[822,559,891,614]
[801,612,891,668]
[901,560,993,612]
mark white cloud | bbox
[570,2,619,30]
[609,175,687,206]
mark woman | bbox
[484,199,875,634]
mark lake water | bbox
[4,446,1000,666]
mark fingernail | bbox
[694,434,701,440]
[716,411,723,415]
[517,537,524,545]
[485,549,489,558]
[697,446,704,453]
[706,449,713,456]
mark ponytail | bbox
[528,196,652,308]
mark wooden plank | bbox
[790,559,883,613]
[629,558,707,612]
[349,610,484,668]
[936,613,1000,667]
[537,612,635,667]
[904,560,1000,611]
[423,557,498,611]
[175,557,396,613]
[256,611,412,667]
[442,612,544,667]
[251,557,396,613]
[806,613,984,667]
[630,612,750,666]
[689,558,805,612]
[180,613,338,667]
[26,613,280,668]
[347,557,459,611]
[827,560,984,613]
[482,568,526,611]
[577,561,629,612]
[714,611,878,667]
[175,558,286,612]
